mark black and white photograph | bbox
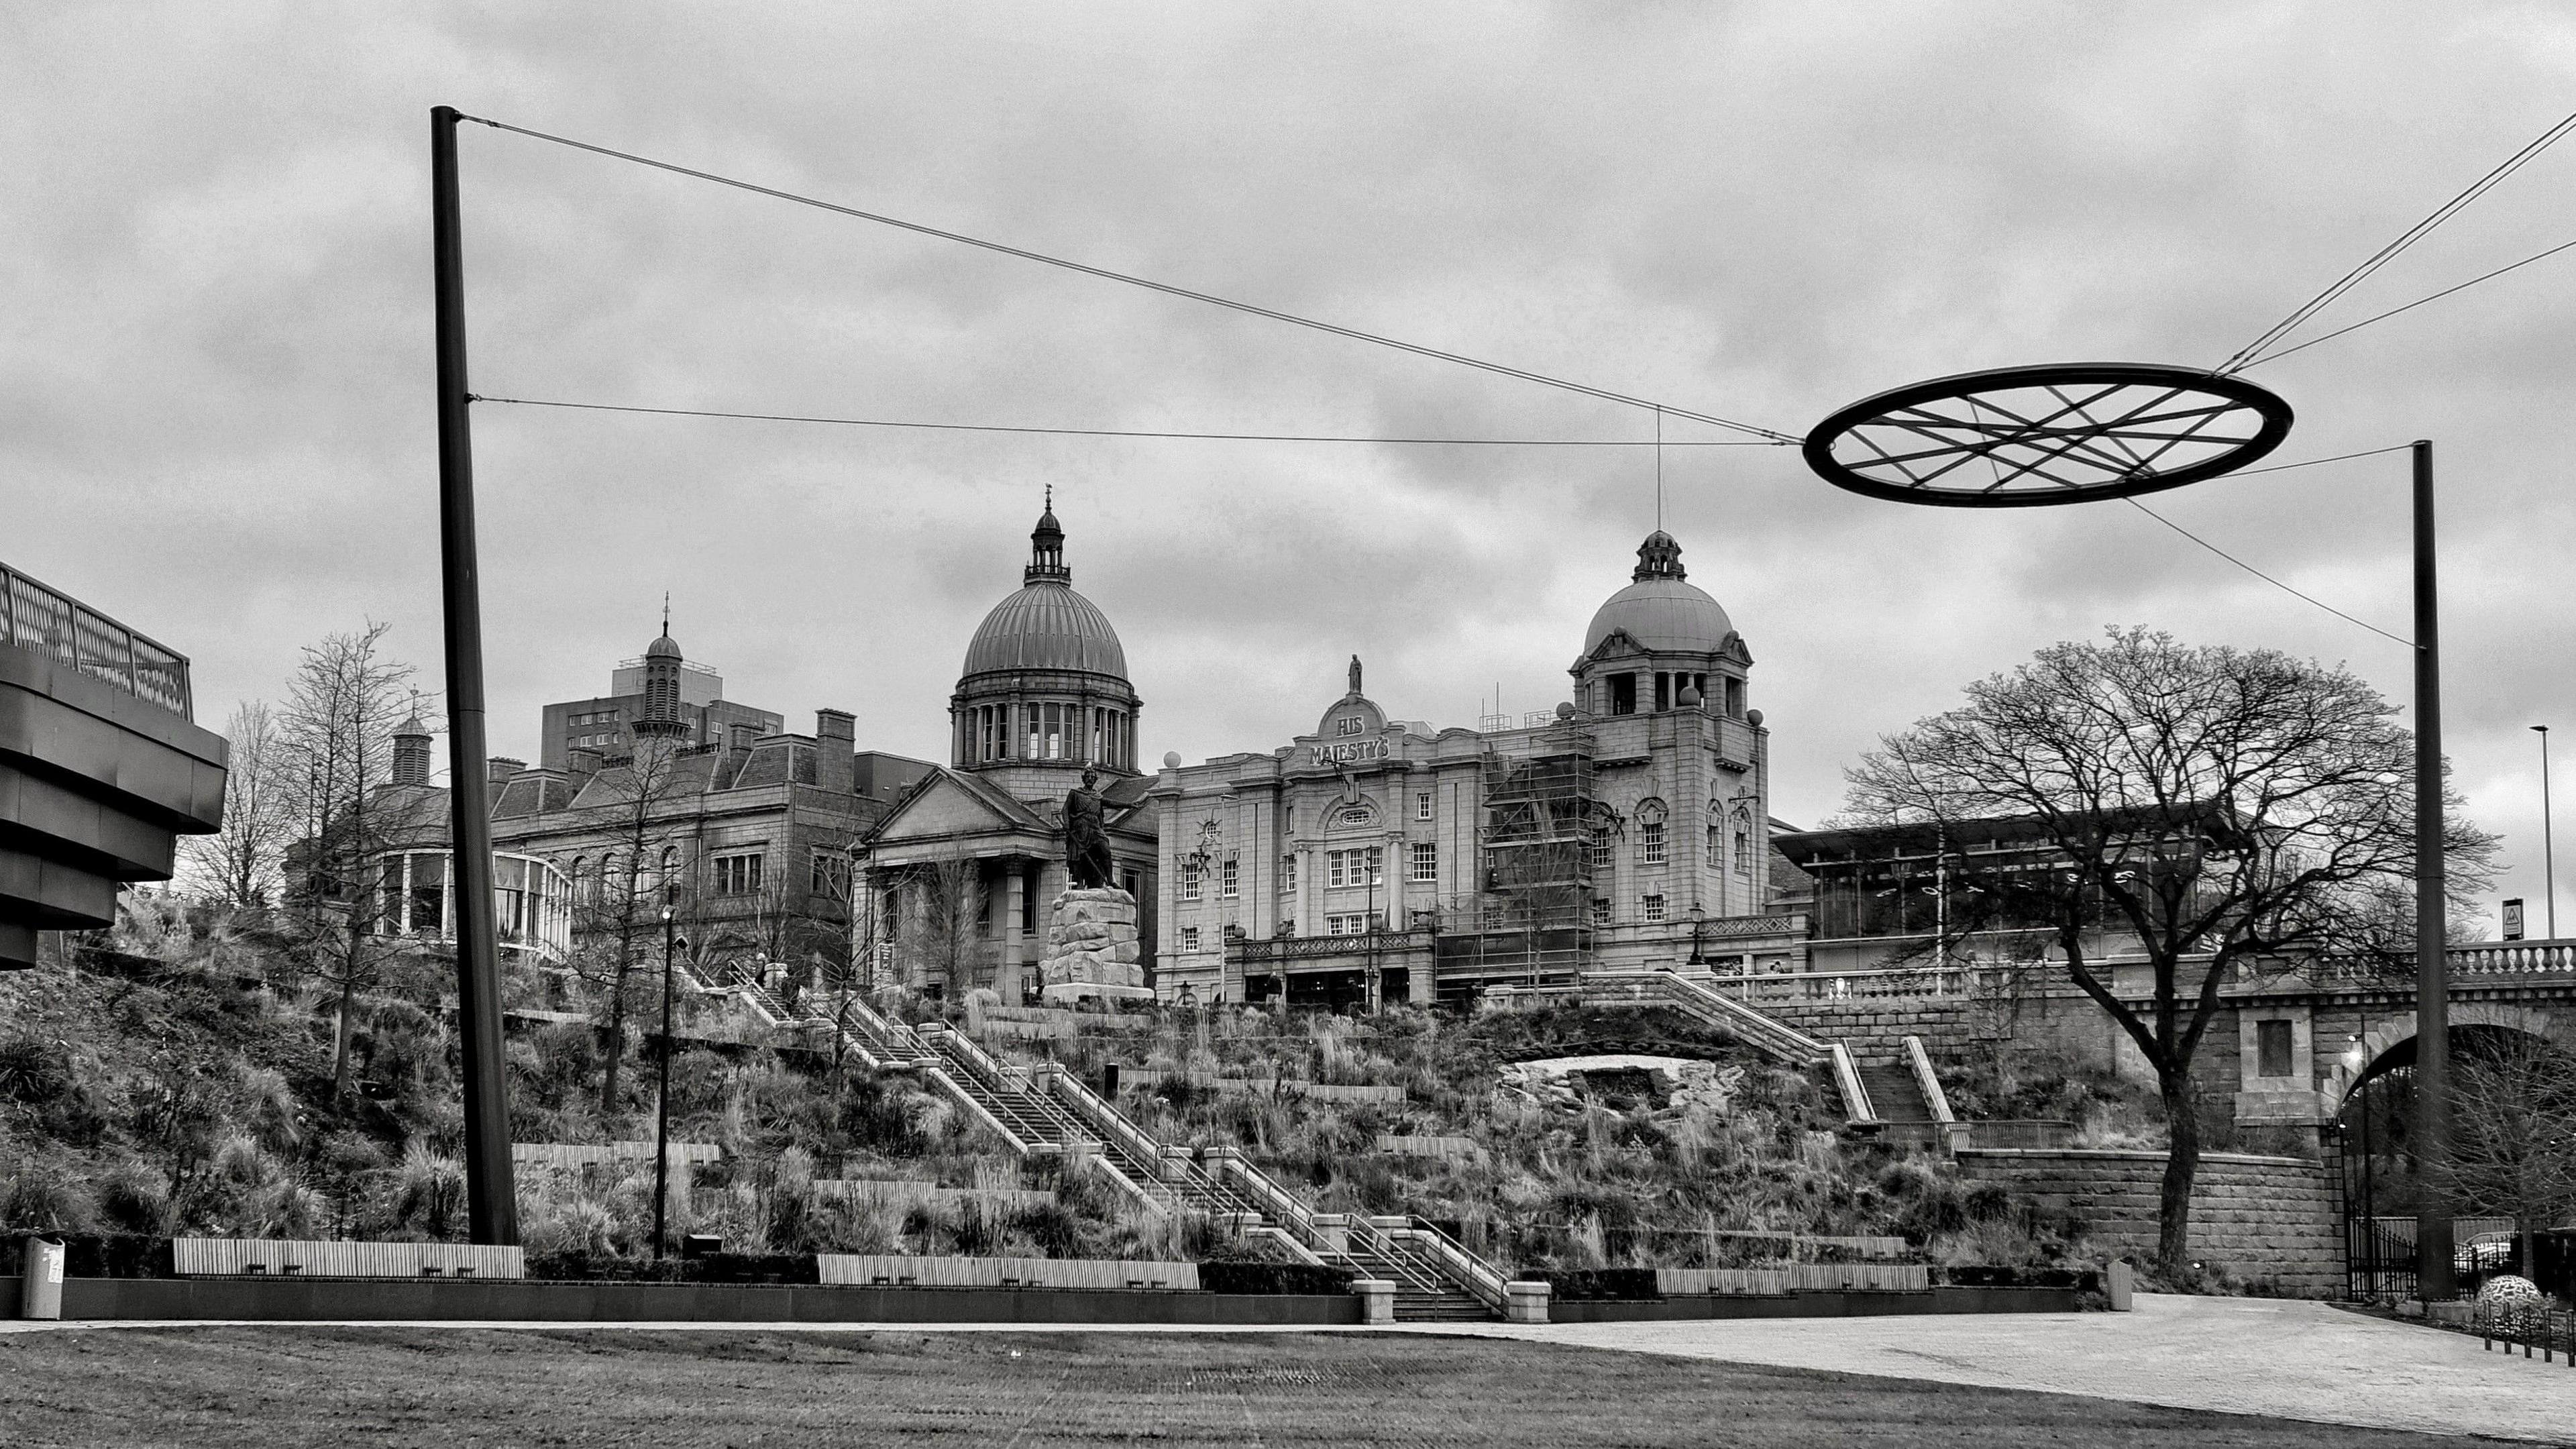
[5,5,2576,1444]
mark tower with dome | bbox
[864,499,1161,1001]
[1146,528,1802,1010]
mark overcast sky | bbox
[8,3,2575,932]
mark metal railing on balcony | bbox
[2,561,193,719]
[1232,928,1434,965]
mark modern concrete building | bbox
[1147,530,1806,1009]
[863,500,1158,1000]
[0,561,225,968]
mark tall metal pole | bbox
[432,105,517,1246]
[2411,439,2454,1301]
[2535,725,2557,940]
[654,907,676,1260]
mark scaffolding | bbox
[1436,724,1598,991]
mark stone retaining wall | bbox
[1758,998,1993,1055]
[1957,1148,2340,1297]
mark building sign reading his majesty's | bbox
[1309,738,1391,767]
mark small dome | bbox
[1585,579,1735,655]
[1585,530,1733,655]
[963,582,1130,679]
[645,633,683,661]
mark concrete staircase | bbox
[706,975,1517,1321]
[1544,970,1968,1146]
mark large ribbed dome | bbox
[963,581,1130,678]
[1582,530,1734,655]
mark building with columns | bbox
[356,625,932,985]
[1148,530,1807,1010]
[861,500,1159,1000]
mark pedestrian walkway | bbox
[1455,1294,2576,1444]
[7,1294,2566,1442]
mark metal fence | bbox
[2,560,193,718]
[2475,1301,2576,1364]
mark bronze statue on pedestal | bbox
[1064,767,1118,892]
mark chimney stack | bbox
[816,708,856,794]
[487,756,525,786]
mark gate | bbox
[2334,1115,2416,1301]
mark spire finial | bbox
[661,592,670,637]
[1045,482,1053,512]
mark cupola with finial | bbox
[1026,484,1069,584]
[635,596,690,740]
[391,695,433,786]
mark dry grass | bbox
[0,1325,2479,1448]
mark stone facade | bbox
[1039,887,1150,1003]
[1957,1148,2341,1297]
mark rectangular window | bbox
[1181,861,1202,901]
[1327,848,1383,888]
[2257,1020,2295,1078]
[1042,703,1065,761]
[1642,822,1666,866]
[810,855,850,901]
[1220,859,1239,898]
[1409,842,1437,883]
[1326,912,1371,936]
[1609,673,1637,716]
[1733,828,1752,875]
[1280,855,1297,893]
[1643,894,1666,922]
[1589,841,1613,873]
[1591,898,1611,928]
[1181,925,1200,951]
[714,853,764,897]
[1415,792,1433,821]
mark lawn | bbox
[0,1325,2487,1447]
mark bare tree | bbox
[1843,627,2497,1271]
[566,739,700,1115]
[2444,1032,2576,1277]
[277,623,415,1102]
[743,843,853,1013]
[892,857,986,998]
[184,700,294,912]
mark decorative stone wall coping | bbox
[1956,1148,2319,1169]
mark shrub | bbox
[1197,1260,1356,1295]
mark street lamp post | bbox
[653,906,677,1261]
[2534,724,2557,941]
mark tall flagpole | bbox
[432,104,519,1245]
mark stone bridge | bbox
[1699,939,2576,1148]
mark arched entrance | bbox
[2332,1009,2564,1299]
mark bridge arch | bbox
[2320,1003,2565,1106]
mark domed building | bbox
[1574,529,1752,720]
[864,500,1160,1001]
[1146,529,1801,1010]
[949,498,1144,795]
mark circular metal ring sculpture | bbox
[1803,362,2294,507]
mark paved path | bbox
[9,1295,2571,1443]
[1459,1295,2576,1444]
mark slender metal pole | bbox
[432,104,517,1246]
[653,909,676,1260]
[2412,438,2455,1301]
[2536,725,2557,940]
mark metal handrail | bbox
[1399,1218,1510,1309]
[1,559,194,719]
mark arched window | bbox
[661,846,682,901]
